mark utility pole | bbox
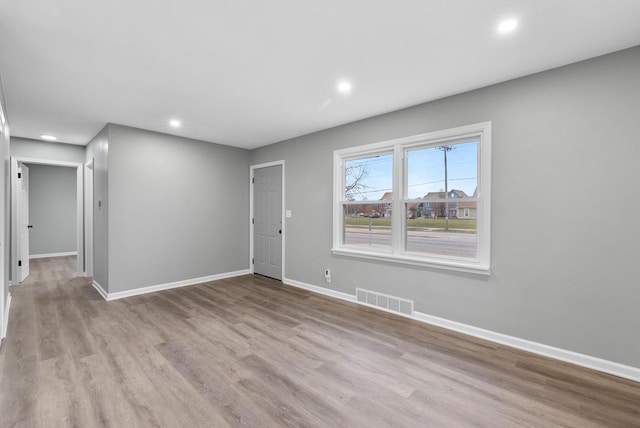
[439,145,454,231]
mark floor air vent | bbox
[356,288,414,316]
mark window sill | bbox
[331,247,490,275]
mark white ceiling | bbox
[1,1,639,149]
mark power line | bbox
[407,177,476,188]
[349,178,476,199]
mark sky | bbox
[345,141,478,201]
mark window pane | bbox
[405,140,478,259]
[407,141,478,200]
[343,204,392,250]
[344,153,393,201]
[406,203,477,258]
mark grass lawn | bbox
[345,217,477,230]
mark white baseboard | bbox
[92,280,108,301]
[2,293,11,339]
[96,269,251,301]
[411,311,640,383]
[284,277,356,302]
[283,277,640,383]
[30,251,77,259]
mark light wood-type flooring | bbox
[1,256,639,427]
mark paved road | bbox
[344,227,476,258]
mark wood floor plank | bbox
[155,340,277,427]
[1,256,639,427]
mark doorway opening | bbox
[250,161,285,281]
[10,157,85,284]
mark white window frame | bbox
[332,122,491,275]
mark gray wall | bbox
[107,124,250,293]
[10,137,85,164]
[250,46,640,368]
[86,126,109,291]
[26,164,77,256]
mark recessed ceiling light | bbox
[497,19,518,34]
[169,119,181,128]
[337,80,352,95]
[41,134,57,141]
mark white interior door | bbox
[17,163,30,283]
[253,165,282,280]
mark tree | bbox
[431,201,446,218]
[345,162,370,201]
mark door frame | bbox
[10,157,85,281]
[84,159,94,277]
[249,160,285,280]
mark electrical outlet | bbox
[324,269,331,283]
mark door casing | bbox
[84,159,94,276]
[10,157,85,282]
[249,160,285,281]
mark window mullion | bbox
[392,144,404,255]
